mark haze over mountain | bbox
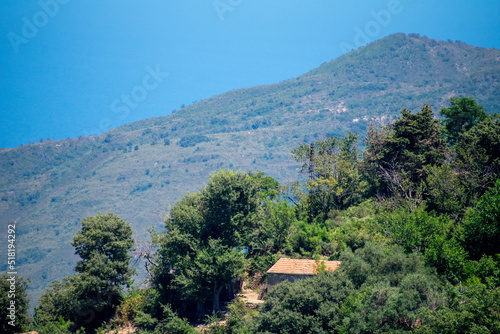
[1,33,500,305]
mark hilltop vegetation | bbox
[3,97,500,333]
[1,33,500,309]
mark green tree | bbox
[292,132,367,219]
[154,170,262,318]
[248,171,281,201]
[72,212,136,288]
[416,282,500,334]
[151,304,196,334]
[361,122,392,198]
[174,239,245,314]
[0,273,30,334]
[257,199,297,253]
[462,179,500,260]
[425,164,467,220]
[454,116,500,205]
[33,315,76,334]
[378,206,467,282]
[252,271,354,334]
[362,104,447,209]
[35,277,80,331]
[36,213,135,332]
[201,169,262,247]
[440,97,487,145]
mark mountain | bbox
[1,33,500,306]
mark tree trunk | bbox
[196,301,204,322]
[228,282,234,300]
[213,284,223,313]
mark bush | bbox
[34,316,82,334]
[152,305,196,334]
[250,243,443,333]
[178,135,211,147]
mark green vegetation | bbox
[1,33,500,332]
[462,179,500,260]
[252,243,441,334]
[292,132,367,215]
[150,170,274,322]
[440,96,488,145]
[2,34,500,306]
[17,96,499,333]
[0,273,30,334]
[34,213,135,333]
[179,135,213,147]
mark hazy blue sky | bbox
[1,0,499,148]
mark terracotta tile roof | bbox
[267,258,341,275]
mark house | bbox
[266,258,341,289]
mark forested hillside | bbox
[3,96,499,333]
[1,32,500,309]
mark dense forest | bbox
[2,96,500,333]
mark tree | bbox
[36,213,135,332]
[154,170,262,318]
[200,169,262,248]
[35,277,80,331]
[0,273,30,334]
[257,199,297,253]
[384,105,446,183]
[362,104,447,208]
[378,206,467,282]
[425,164,467,220]
[361,122,392,198]
[72,212,136,289]
[32,315,75,334]
[252,271,353,334]
[440,97,487,145]
[454,115,500,204]
[174,239,245,314]
[462,179,500,260]
[416,282,500,334]
[151,304,196,334]
[292,132,367,219]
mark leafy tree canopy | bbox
[362,104,446,209]
[36,213,135,332]
[72,212,135,287]
[0,273,30,334]
[292,132,367,219]
[463,179,500,260]
[440,96,487,145]
[454,115,500,203]
[154,170,265,318]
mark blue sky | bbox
[1,0,499,148]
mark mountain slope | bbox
[1,33,500,305]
